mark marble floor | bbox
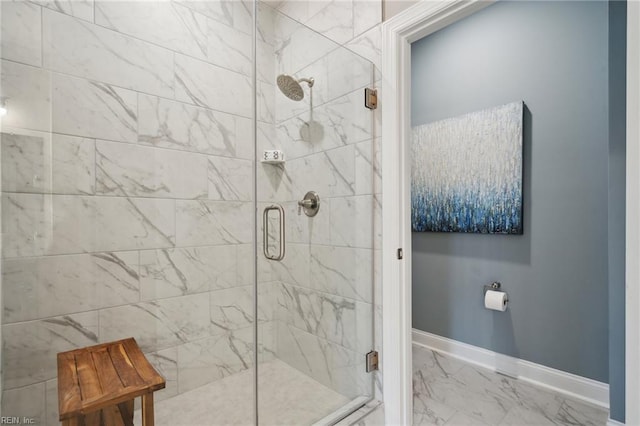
[412,344,609,426]
[135,359,351,426]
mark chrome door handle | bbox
[263,204,285,261]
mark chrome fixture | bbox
[298,191,320,217]
[263,205,285,261]
[276,74,314,101]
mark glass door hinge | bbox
[366,350,379,372]
[364,88,378,110]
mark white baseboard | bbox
[607,418,625,426]
[412,329,610,410]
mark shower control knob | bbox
[297,191,320,217]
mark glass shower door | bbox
[255,4,377,424]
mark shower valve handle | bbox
[297,191,320,217]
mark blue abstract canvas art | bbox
[411,101,524,234]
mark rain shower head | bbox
[276,74,314,101]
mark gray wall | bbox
[411,0,613,387]
[608,1,626,422]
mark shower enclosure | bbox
[0,0,380,424]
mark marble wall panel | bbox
[95,1,208,59]
[52,74,137,143]
[96,140,209,199]
[3,312,99,389]
[1,1,42,67]
[3,251,139,323]
[43,9,175,97]
[0,61,51,132]
[138,94,239,157]
[140,246,238,300]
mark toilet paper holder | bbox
[483,281,502,295]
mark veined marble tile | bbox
[175,54,251,118]
[232,0,253,36]
[355,139,375,195]
[52,73,137,143]
[306,0,354,45]
[286,147,356,199]
[274,117,315,160]
[257,81,276,124]
[207,19,252,76]
[52,134,96,195]
[258,321,276,363]
[257,161,295,202]
[325,47,372,104]
[2,311,99,389]
[43,9,174,97]
[138,94,238,157]
[274,23,337,84]
[48,195,175,254]
[413,364,513,425]
[499,406,556,425]
[95,1,208,59]
[3,251,139,323]
[2,382,45,423]
[310,245,373,303]
[177,327,253,393]
[33,0,93,22]
[45,379,58,426]
[330,195,374,248]
[444,412,489,426]
[1,131,94,196]
[207,156,252,201]
[2,193,50,258]
[99,294,210,353]
[210,285,256,333]
[276,321,368,399]
[257,38,276,84]
[237,243,273,286]
[272,242,310,287]
[0,60,51,132]
[175,0,234,28]
[276,0,310,24]
[1,1,42,67]
[140,245,237,300]
[314,89,373,152]
[554,398,608,426]
[96,140,208,199]
[352,1,381,40]
[412,398,457,426]
[278,283,362,351]
[175,200,252,246]
[146,347,179,403]
[1,132,47,193]
[235,116,257,161]
[345,25,381,72]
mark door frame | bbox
[380,1,640,424]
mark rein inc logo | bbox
[0,418,35,424]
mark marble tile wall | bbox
[256,1,383,403]
[0,1,264,423]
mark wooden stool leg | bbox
[141,393,155,426]
[62,418,80,426]
[117,400,135,426]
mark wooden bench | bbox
[57,338,165,426]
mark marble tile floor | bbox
[134,358,350,426]
[412,344,609,426]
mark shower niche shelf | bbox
[261,150,286,165]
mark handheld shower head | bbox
[276,74,314,101]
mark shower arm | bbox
[298,77,315,88]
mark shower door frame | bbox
[381,1,640,424]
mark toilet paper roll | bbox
[485,290,508,312]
